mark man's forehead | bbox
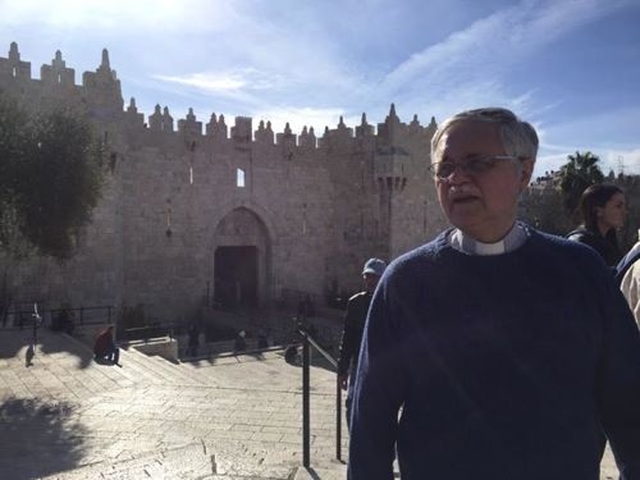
[438,121,503,154]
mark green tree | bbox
[558,151,605,217]
[0,96,104,259]
[520,187,571,236]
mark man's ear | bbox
[519,158,535,191]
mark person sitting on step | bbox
[93,325,121,367]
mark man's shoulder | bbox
[373,232,449,291]
[389,231,448,268]
[532,228,600,254]
[526,228,610,274]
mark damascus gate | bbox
[0,42,448,330]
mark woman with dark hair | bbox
[567,183,627,266]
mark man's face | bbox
[434,120,533,242]
[362,272,380,292]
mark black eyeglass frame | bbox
[428,155,522,179]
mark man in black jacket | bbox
[337,257,386,429]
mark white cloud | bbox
[154,69,281,94]
[1,0,236,32]
[378,0,632,113]
[250,106,349,136]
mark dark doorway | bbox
[214,246,258,308]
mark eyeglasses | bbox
[428,155,520,179]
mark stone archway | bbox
[211,207,271,308]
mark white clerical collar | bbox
[449,222,529,256]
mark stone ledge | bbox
[129,337,179,362]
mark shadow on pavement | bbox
[1,328,95,369]
[40,333,95,370]
[0,397,88,479]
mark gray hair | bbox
[431,107,539,162]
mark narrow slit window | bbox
[12,67,17,78]
[236,168,246,188]
[189,166,194,185]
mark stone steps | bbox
[133,348,206,386]
[38,438,350,480]
[40,441,218,479]
[1,328,352,480]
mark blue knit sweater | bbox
[348,227,640,480]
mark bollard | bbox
[302,332,310,469]
[336,374,342,461]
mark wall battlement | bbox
[1,42,437,150]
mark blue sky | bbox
[1,0,639,178]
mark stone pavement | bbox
[0,327,622,479]
[0,327,348,479]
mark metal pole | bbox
[302,333,310,469]
[336,373,342,461]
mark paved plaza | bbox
[0,326,348,479]
[0,326,622,479]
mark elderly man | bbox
[348,107,640,479]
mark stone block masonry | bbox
[1,41,449,330]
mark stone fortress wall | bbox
[0,42,449,324]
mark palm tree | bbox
[558,151,605,217]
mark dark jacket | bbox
[337,291,373,377]
[566,227,621,267]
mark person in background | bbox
[566,184,627,267]
[620,255,640,328]
[347,107,640,480]
[233,329,247,353]
[616,228,640,286]
[93,325,121,367]
[566,183,628,475]
[618,229,640,328]
[187,322,200,357]
[337,257,386,430]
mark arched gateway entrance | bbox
[212,207,271,308]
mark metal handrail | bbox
[49,305,114,325]
[297,325,344,470]
[11,305,114,328]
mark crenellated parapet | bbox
[81,48,124,114]
[0,42,31,81]
[276,122,296,149]
[255,120,274,144]
[230,116,251,143]
[355,113,375,137]
[298,126,316,149]
[206,113,228,141]
[124,97,145,128]
[0,42,438,156]
[40,50,75,89]
[178,107,202,137]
